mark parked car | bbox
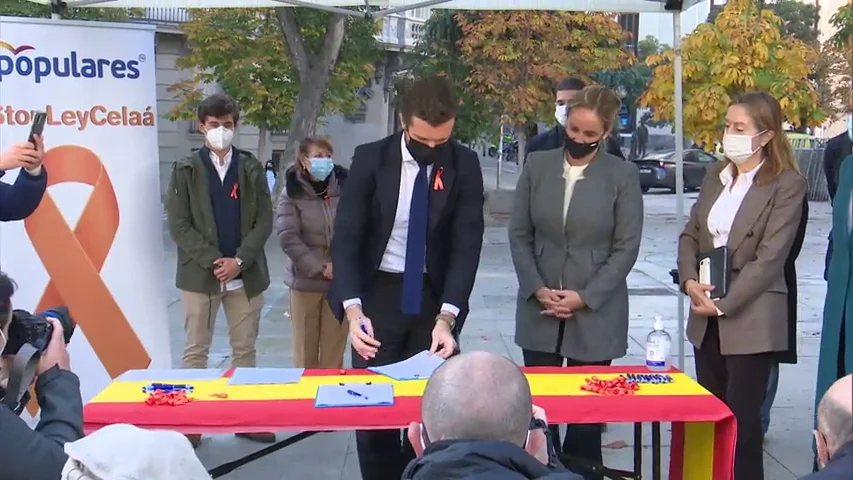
[634,149,720,193]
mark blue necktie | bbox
[402,165,429,315]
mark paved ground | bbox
[159,156,830,479]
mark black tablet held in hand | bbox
[699,246,729,300]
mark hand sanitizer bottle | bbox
[645,316,671,372]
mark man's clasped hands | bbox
[534,287,585,319]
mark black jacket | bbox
[527,125,625,160]
[799,442,853,480]
[402,440,583,479]
[777,198,808,364]
[823,131,852,202]
[328,133,485,332]
[0,366,84,480]
[823,132,852,280]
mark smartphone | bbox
[699,258,711,298]
[28,111,47,145]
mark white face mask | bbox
[555,104,568,127]
[847,113,852,141]
[722,131,765,164]
[205,126,234,151]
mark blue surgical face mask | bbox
[309,157,334,181]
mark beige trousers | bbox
[289,289,348,368]
[180,288,263,369]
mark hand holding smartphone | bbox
[28,112,47,146]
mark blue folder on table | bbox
[314,383,394,408]
[228,368,304,385]
[368,350,445,381]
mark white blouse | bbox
[562,161,588,225]
[707,163,763,248]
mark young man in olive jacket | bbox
[166,94,273,446]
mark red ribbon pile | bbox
[580,376,641,396]
[145,390,194,406]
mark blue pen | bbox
[360,321,370,336]
[347,389,369,400]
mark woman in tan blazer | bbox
[677,92,807,480]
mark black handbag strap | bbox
[2,343,40,414]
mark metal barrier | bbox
[796,147,829,202]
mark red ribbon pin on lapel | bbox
[230,184,239,199]
[433,167,445,191]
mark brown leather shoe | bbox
[235,432,276,443]
[185,434,202,449]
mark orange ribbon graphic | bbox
[23,145,151,412]
[433,166,444,191]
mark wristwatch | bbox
[235,257,244,269]
[436,312,455,330]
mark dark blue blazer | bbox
[0,168,47,221]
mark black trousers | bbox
[694,318,773,480]
[522,349,611,480]
[352,272,438,480]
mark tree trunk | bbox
[275,8,346,176]
[515,123,528,169]
[257,127,268,163]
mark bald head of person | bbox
[815,374,853,469]
[412,351,533,449]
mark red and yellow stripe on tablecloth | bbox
[84,366,735,480]
[89,371,710,403]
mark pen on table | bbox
[347,389,369,400]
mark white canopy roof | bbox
[29,0,705,16]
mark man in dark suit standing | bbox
[528,77,625,159]
[823,113,853,279]
[329,75,485,480]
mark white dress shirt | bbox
[707,162,763,248]
[343,135,460,317]
[208,148,243,292]
[562,162,588,225]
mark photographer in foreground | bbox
[403,351,582,479]
[0,272,83,480]
[0,136,47,222]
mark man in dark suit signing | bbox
[329,75,485,480]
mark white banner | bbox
[0,17,172,412]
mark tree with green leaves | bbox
[0,0,138,21]
[273,7,380,171]
[642,0,823,149]
[829,0,853,111]
[456,11,630,164]
[708,0,820,44]
[166,9,297,164]
[168,8,379,170]
[591,36,667,132]
[401,10,495,145]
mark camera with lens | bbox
[1,307,75,356]
[1,307,75,413]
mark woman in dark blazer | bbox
[509,85,643,476]
[677,92,807,480]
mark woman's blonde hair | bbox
[728,92,800,185]
[567,85,622,134]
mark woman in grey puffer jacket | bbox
[274,136,348,368]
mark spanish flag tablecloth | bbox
[84,365,735,480]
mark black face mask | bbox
[406,133,448,166]
[564,133,601,159]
